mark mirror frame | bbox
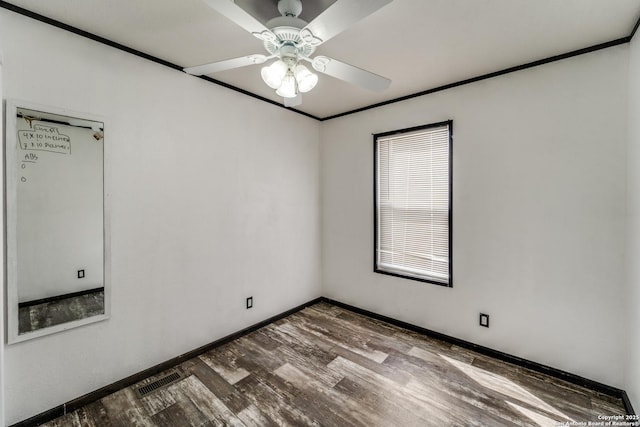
[5,99,111,344]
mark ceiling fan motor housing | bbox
[263,26,316,59]
[263,0,315,59]
[278,0,303,18]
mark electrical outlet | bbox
[77,269,85,279]
[246,296,253,309]
[479,313,490,328]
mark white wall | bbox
[626,32,640,412]
[321,46,629,388]
[0,10,321,424]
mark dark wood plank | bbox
[76,401,113,427]
[294,308,390,363]
[151,403,192,427]
[183,357,251,415]
[273,362,384,426]
[233,404,278,427]
[43,412,80,427]
[199,345,251,386]
[233,373,320,426]
[169,375,246,426]
[101,388,151,426]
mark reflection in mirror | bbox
[6,101,109,343]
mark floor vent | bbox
[135,371,183,398]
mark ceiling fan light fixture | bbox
[294,64,318,93]
[261,59,288,89]
[276,72,298,98]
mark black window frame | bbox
[373,120,453,287]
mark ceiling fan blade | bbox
[284,94,302,108]
[202,0,277,42]
[311,56,390,92]
[299,0,392,46]
[184,54,267,76]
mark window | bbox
[374,121,452,286]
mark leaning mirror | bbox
[6,100,110,343]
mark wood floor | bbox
[42,302,626,426]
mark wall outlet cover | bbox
[246,296,253,309]
[77,269,85,279]
[479,313,490,328]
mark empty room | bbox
[1,0,640,425]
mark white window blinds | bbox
[375,123,451,285]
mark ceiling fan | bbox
[184,0,393,107]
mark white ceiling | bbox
[3,0,640,119]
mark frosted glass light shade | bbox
[276,72,298,98]
[294,64,318,93]
[261,60,288,89]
